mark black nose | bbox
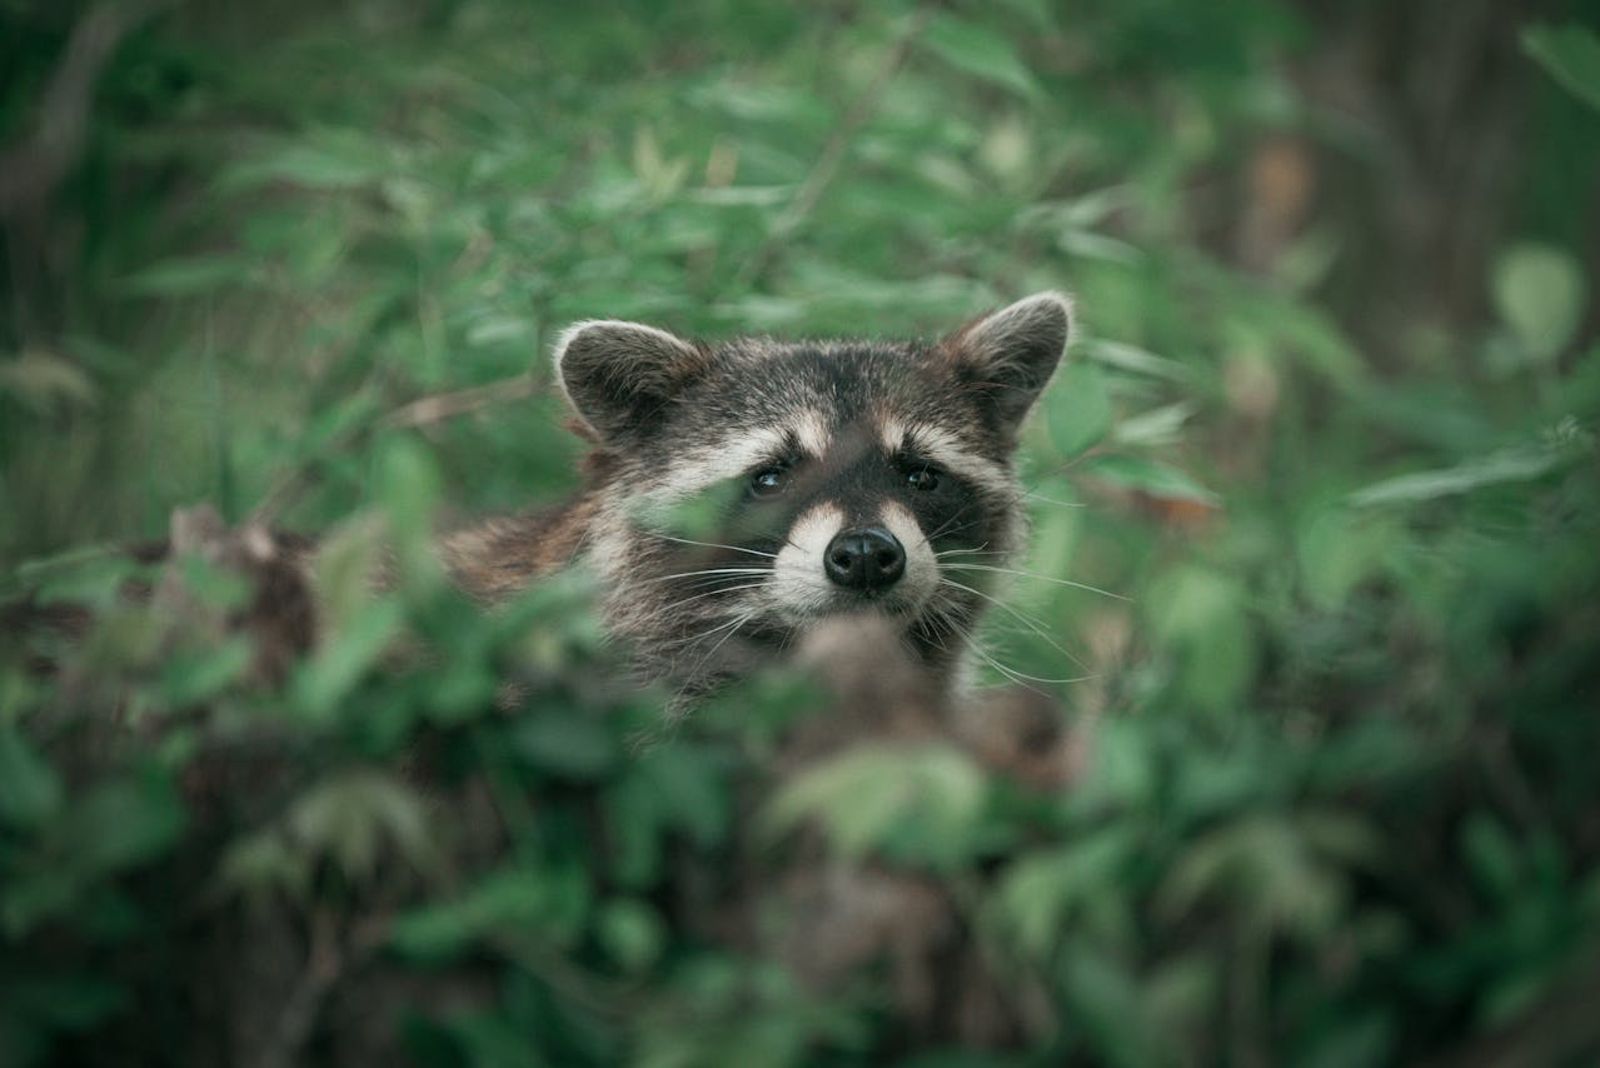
[824,527,906,591]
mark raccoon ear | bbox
[941,291,1074,431]
[553,319,708,441]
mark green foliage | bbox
[1524,23,1600,112]
[3,0,1599,1065]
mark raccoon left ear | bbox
[553,319,709,442]
[941,291,1074,431]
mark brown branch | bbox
[381,371,538,430]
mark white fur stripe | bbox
[878,416,907,454]
[792,410,832,458]
[905,424,1009,490]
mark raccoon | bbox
[442,292,1073,698]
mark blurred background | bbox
[2,1,1599,1065]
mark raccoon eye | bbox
[750,467,787,498]
[906,466,941,492]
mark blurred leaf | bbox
[1349,444,1571,507]
[216,830,312,902]
[157,636,254,706]
[1078,338,1193,382]
[0,351,98,412]
[1112,401,1197,448]
[1157,810,1378,941]
[995,827,1139,956]
[513,711,619,780]
[1492,243,1587,360]
[1523,24,1600,111]
[766,744,987,864]
[1460,811,1522,906]
[287,769,440,883]
[635,745,730,848]
[1296,505,1395,609]
[309,514,391,636]
[0,726,62,829]
[597,898,665,973]
[294,598,405,717]
[1147,566,1256,711]
[19,549,141,610]
[1060,945,1163,1068]
[1047,362,1113,458]
[221,131,388,190]
[390,865,587,961]
[121,255,254,296]
[1083,455,1219,505]
[67,776,187,878]
[922,15,1040,99]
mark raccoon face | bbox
[555,293,1072,687]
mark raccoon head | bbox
[555,292,1072,692]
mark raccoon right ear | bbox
[941,291,1074,432]
[553,319,708,441]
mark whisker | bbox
[686,608,762,676]
[970,643,1094,687]
[641,531,778,559]
[1016,491,1086,509]
[942,562,1129,602]
[939,576,1090,671]
[923,500,983,542]
[966,643,1052,697]
[927,515,994,544]
[933,544,993,558]
[642,567,772,586]
[657,582,769,613]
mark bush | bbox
[3,2,1599,1065]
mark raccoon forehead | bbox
[708,338,935,408]
[676,341,979,436]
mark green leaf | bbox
[1296,505,1395,609]
[1524,24,1600,112]
[121,255,254,296]
[68,776,186,877]
[1492,243,1587,360]
[0,351,98,411]
[390,864,588,960]
[1112,401,1196,448]
[1046,362,1113,458]
[294,597,405,717]
[597,898,665,973]
[287,769,439,883]
[764,744,987,864]
[512,711,620,780]
[1349,444,1571,507]
[216,830,312,902]
[1079,338,1193,382]
[922,15,1040,99]
[18,548,141,609]
[1082,455,1219,505]
[157,636,255,706]
[221,133,387,191]
[635,746,729,847]
[0,726,63,828]
[995,828,1138,956]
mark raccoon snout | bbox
[823,527,906,592]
